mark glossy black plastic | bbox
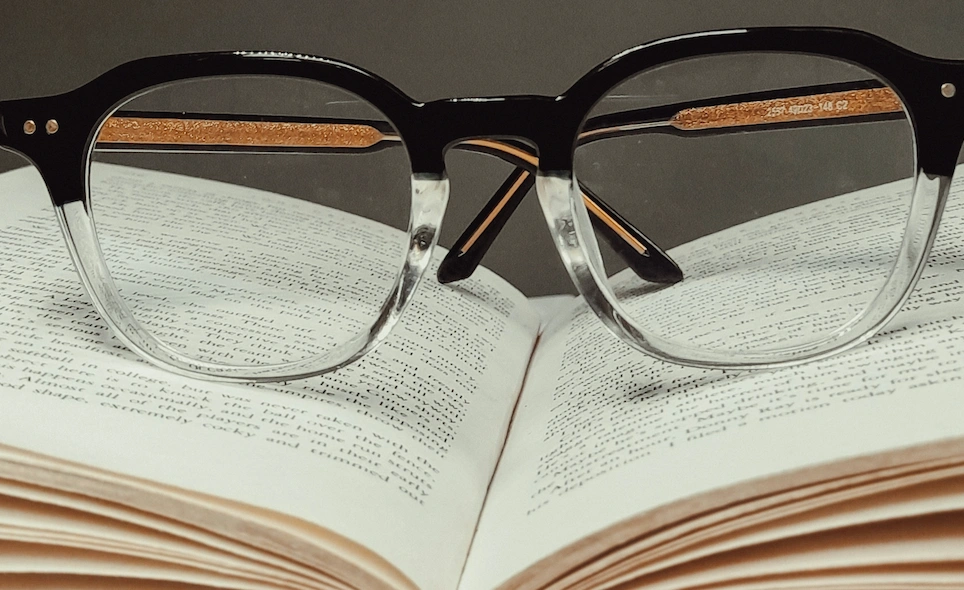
[2,27,963,255]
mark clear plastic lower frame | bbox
[55,174,449,382]
[535,168,950,369]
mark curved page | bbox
[461,175,964,590]
[0,166,540,590]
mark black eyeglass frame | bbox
[2,27,961,200]
[1,26,962,381]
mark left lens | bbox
[573,52,917,362]
[89,75,412,368]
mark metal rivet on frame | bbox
[45,119,59,134]
[941,83,957,98]
[23,120,36,135]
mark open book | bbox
[1,163,963,590]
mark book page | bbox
[0,165,540,590]
[460,174,964,590]
[528,295,577,328]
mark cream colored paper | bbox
[461,176,964,590]
[0,166,540,590]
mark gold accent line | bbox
[464,139,538,166]
[583,196,648,255]
[670,87,903,131]
[578,120,668,139]
[459,171,530,253]
[462,139,648,256]
[97,117,387,149]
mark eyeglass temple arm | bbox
[96,111,400,152]
[436,139,683,285]
[579,79,903,143]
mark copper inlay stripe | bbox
[579,120,668,139]
[462,139,648,256]
[460,171,530,253]
[670,87,903,131]
[582,197,648,255]
[97,117,387,149]
[464,139,539,166]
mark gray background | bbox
[2,1,963,295]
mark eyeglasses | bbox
[1,27,961,382]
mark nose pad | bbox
[366,173,449,352]
[536,171,607,299]
[536,171,682,304]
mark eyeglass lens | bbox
[89,76,413,366]
[574,53,915,356]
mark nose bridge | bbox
[409,95,575,175]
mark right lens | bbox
[574,53,916,360]
[88,76,413,367]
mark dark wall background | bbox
[1,1,963,295]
